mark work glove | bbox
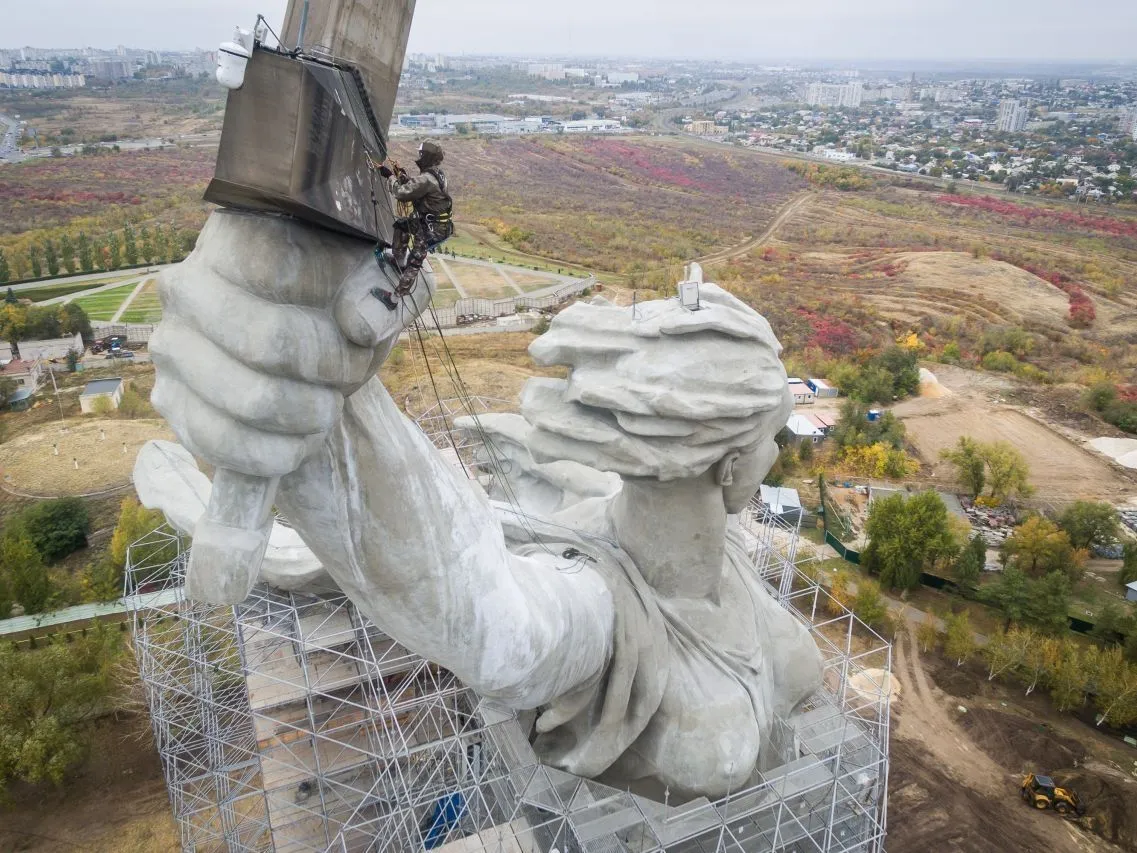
[378,165,393,179]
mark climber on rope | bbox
[376,140,454,309]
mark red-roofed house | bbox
[1,357,45,392]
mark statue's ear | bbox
[716,451,742,487]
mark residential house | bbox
[786,413,824,444]
[1,357,45,391]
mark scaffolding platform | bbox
[127,400,889,853]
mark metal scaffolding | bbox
[128,415,890,853]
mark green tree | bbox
[107,233,122,270]
[0,560,12,618]
[863,492,958,591]
[851,579,889,631]
[4,287,15,304]
[123,225,139,267]
[58,234,75,274]
[43,239,59,277]
[0,534,51,614]
[1057,501,1119,551]
[941,436,986,499]
[77,232,94,273]
[872,346,921,398]
[1090,603,1133,647]
[1121,542,1137,588]
[1002,516,1082,580]
[1026,571,1071,635]
[139,225,152,264]
[152,225,169,264]
[984,565,1032,628]
[944,611,977,666]
[8,497,90,564]
[953,534,987,595]
[0,249,9,284]
[0,626,122,796]
[29,245,42,279]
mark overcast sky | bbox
[5,0,1137,62]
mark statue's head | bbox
[522,282,792,510]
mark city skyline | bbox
[3,0,1137,63]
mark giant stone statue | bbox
[135,0,823,805]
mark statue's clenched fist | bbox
[151,210,434,480]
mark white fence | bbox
[91,276,597,344]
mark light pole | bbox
[48,366,64,423]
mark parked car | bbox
[105,350,135,360]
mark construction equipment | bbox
[1021,773,1084,816]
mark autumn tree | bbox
[77,232,94,273]
[0,249,9,284]
[953,533,987,595]
[863,491,958,592]
[916,611,940,653]
[1002,516,1083,581]
[44,238,60,277]
[1058,501,1119,551]
[984,626,1032,681]
[941,437,986,499]
[828,569,854,616]
[84,497,173,602]
[1084,645,1137,727]
[1045,637,1088,713]
[984,441,1033,503]
[943,611,977,666]
[0,626,122,797]
[0,533,51,614]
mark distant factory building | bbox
[561,119,622,134]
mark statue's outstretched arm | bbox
[150,211,614,710]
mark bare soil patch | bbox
[893,365,1137,502]
[0,418,173,496]
[0,714,177,853]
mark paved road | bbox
[36,275,147,306]
[0,113,23,163]
[7,265,170,295]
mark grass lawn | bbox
[431,289,462,308]
[118,279,162,323]
[73,282,139,321]
[19,275,135,303]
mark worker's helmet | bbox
[416,140,445,170]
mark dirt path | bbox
[888,630,1121,853]
[696,191,813,268]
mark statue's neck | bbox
[612,473,726,602]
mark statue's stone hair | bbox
[522,284,792,481]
